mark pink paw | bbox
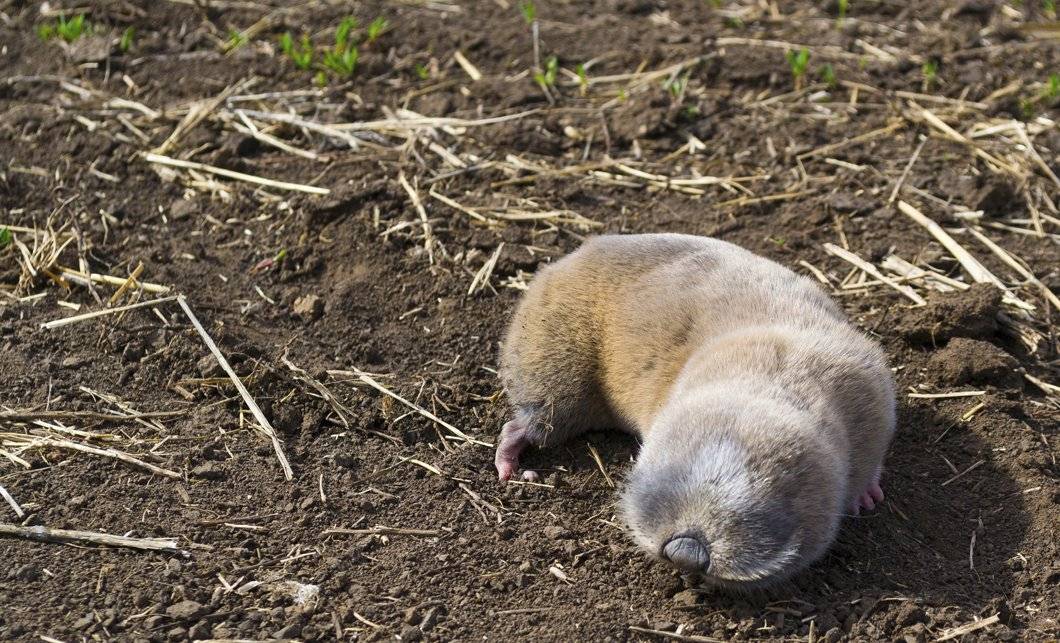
[851,470,885,515]
[495,419,530,481]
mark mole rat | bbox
[496,233,895,589]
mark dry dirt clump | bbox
[1,1,1059,641]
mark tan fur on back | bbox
[500,233,894,513]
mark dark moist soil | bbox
[2,1,1059,641]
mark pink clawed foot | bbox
[851,469,885,515]
[495,419,531,481]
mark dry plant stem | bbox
[234,109,363,149]
[346,368,491,447]
[0,409,181,422]
[965,227,1060,311]
[0,523,184,554]
[4,435,181,479]
[0,484,25,518]
[398,172,435,264]
[143,153,330,195]
[934,614,1000,641]
[59,266,170,294]
[40,295,179,330]
[823,243,926,305]
[177,295,293,481]
[897,201,1034,311]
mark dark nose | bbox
[663,532,711,573]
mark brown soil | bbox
[2,1,1059,642]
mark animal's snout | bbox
[662,532,711,573]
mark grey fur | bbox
[499,233,896,589]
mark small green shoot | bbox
[534,55,558,89]
[575,63,588,96]
[725,16,744,28]
[323,43,359,77]
[279,32,314,69]
[39,14,87,43]
[366,17,388,44]
[663,72,689,100]
[1045,0,1057,17]
[0,228,11,248]
[786,47,810,90]
[837,0,849,25]
[1045,73,1060,100]
[226,29,247,50]
[57,14,86,42]
[521,1,537,24]
[335,16,357,48]
[819,63,837,88]
[119,26,135,52]
[921,60,938,91]
[414,63,430,80]
[315,70,328,86]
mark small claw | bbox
[521,470,540,483]
[868,480,885,504]
[495,419,530,482]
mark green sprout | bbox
[279,32,314,69]
[1045,0,1057,16]
[323,43,359,77]
[521,1,536,24]
[39,14,86,42]
[119,26,135,52]
[575,63,588,96]
[663,72,689,100]
[366,17,388,44]
[786,47,810,89]
[725,16,745,28]
[335,16,357,48]
[837,0,849,25]
[226,29,247,50]
[0,228,11,248]
[414,63,430,80]
[323,17,359,78]
[921,60,938,90]
[1045,73,1060,100]
[533,55,558,88]
[819,63,837,88]
[315,70,328,86]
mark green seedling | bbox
[414,63,430,80]
[533,55,558,89]
[119,26,135,52]
[366,17,388,44]
[725,16,744,28]
[1045,73,1060,100]
[315,70,328,86]
[575,63,588,96]
[335,17,357,48]
[786,47,810,89]
[663,72,689,100]
[39,14,87,42]
[279,32,314,69]
[921,60,938,90]
[226,29,247,50]
[1045,0,1057,16]
[837,0,849,24]
[324,17,359,78]
[0,228,11,248]
[819,63,837,88]
[323,43,358,77]
[521,1,536,24]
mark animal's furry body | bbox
[497,233,896,588]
